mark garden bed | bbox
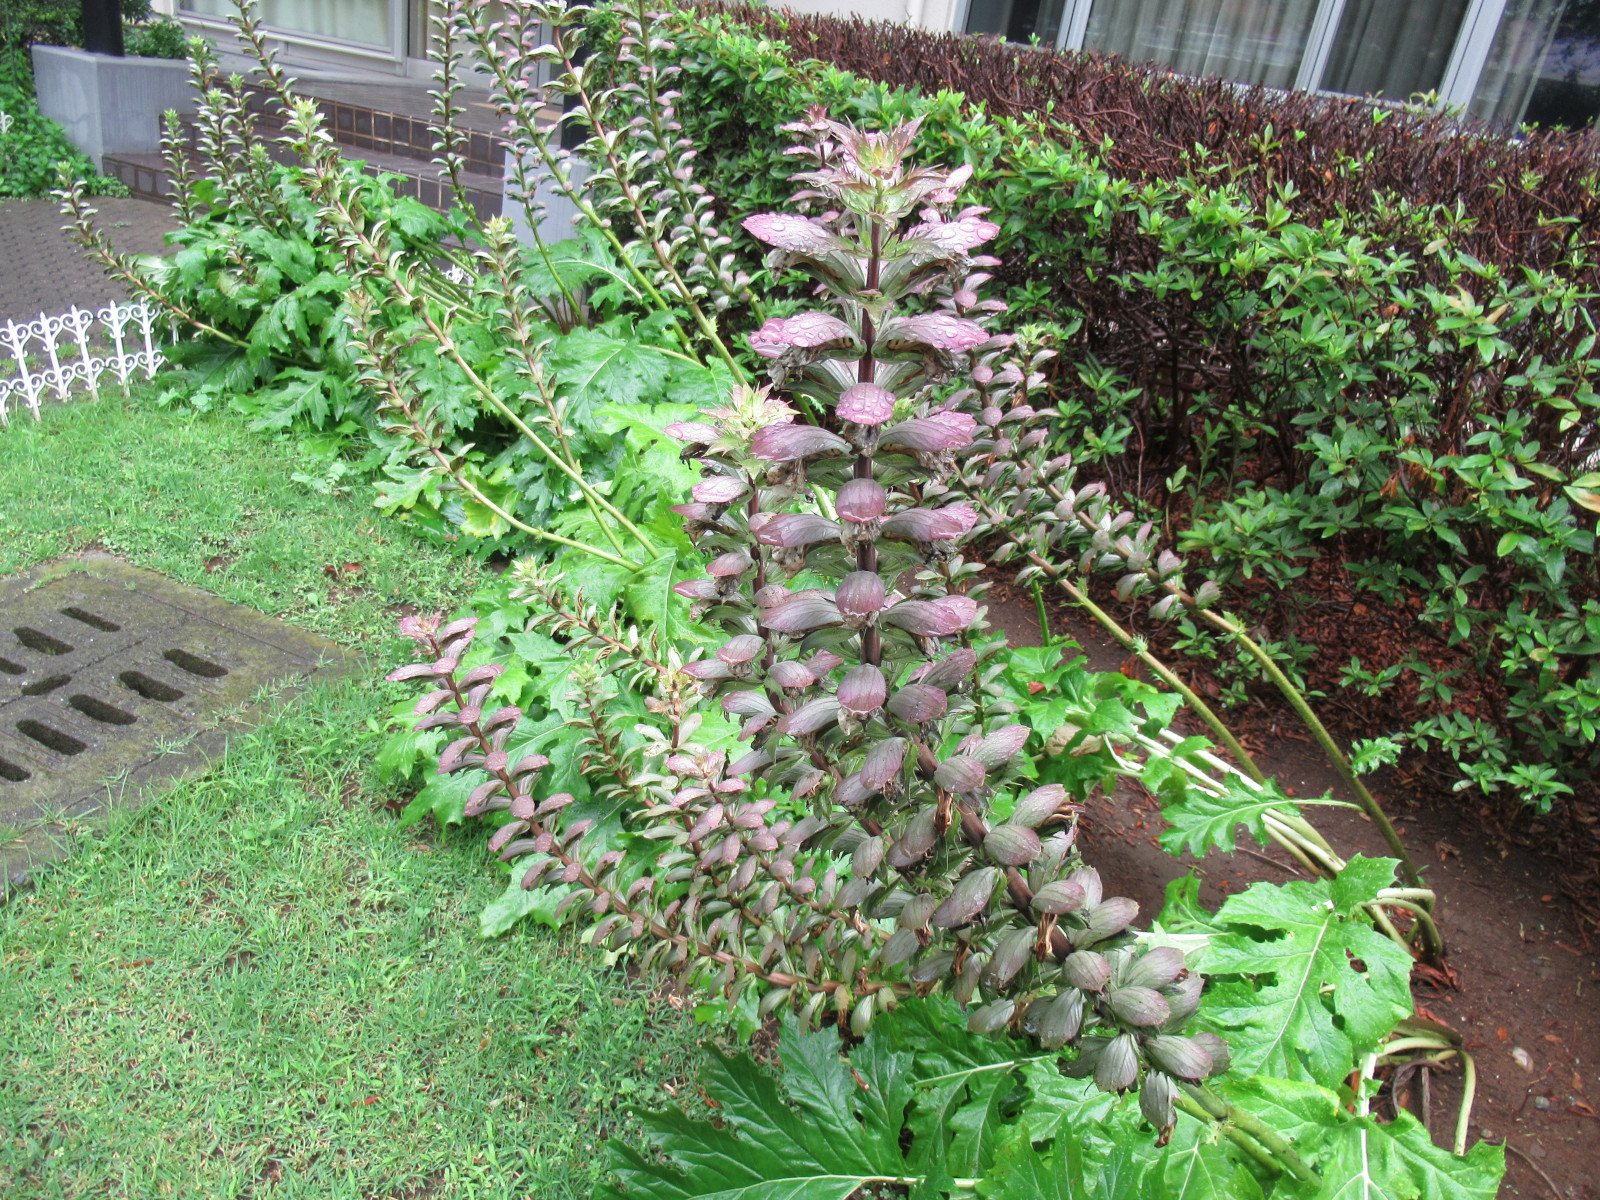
[985,580,1600,1200]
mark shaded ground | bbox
[987,580,1600,1200]
[0,198,179,328]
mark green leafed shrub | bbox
[124,19,189,59]
[0,51,127,198]
[0,0,151,50]
[63,29,732,557]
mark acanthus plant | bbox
[386,115,1316,1179]
[942,337,1447,962]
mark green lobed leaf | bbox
[478,865,564,937]
[1197,857,1414,1086]
[1313,1113,1503,1200]
[597,1020,920,1200]
[1158,777,1350,858]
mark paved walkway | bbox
[0,197,181,328]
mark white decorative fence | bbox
[0,300,172,425]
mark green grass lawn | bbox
[0,392,704,1198]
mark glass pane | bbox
[966,0,1070,45]
[1320,0,1472,99]
[262,0,391,47]
[1471,0,1600,129]
[182,0,392,47]
[1081,0,1322,89]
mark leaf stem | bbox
[1046,565,1266,783]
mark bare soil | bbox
[985,585,1600,1200]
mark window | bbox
[959,0,1600,130]
[1468,0,1600,128]
[1319,0,1475,99]
[1080,0,1322,90]
[180,0,395,50]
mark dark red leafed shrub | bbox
[705,2,1600,281]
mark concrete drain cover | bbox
[0,554,355,892]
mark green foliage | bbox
[0,51,128,197]
[604,997,1504,1200]
[0,0,151,49]
[1193,859,1416,1087]
[148,153,712,552]
[603,1019,933,1200]
[125,18,188,58]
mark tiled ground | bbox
[0,198,181,328]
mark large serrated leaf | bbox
[1313,1113,1503,1200]
[1197,856,1414,1086]
[597,1021,919,1200]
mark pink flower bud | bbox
[749,421,851,463]
[774,696,840,736]
[806,649,845,676]
[934,755,987,793]
[768,660,815,689]
[673,579,720,600]
[880,411,978,455]
[742,212,843,254]
[887,683,948,723]
[835,570,887,617]
[835,477,887,523]
[707,551,752,577]
[881,595,978,636]
[880,505,977,543]
[754,512,840,548]
[717,634,764,665]
[837,664,887,716]
[878,313,990,355]
[748,312,857,359]
[692,476,746,504]
[762,592,842,634]
[665,421,719,444]
[836,382,895,426]
[912,647,977,690]
[681,659,734,681]
[860,737,907,789]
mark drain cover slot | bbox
[17,719,87,756]
[69,695,137,726]
[20,675,71,697]
[163,648,229,678]
[118,670,184,703]
[1,554,355,892]
[61,607,121,633]
[15,628,73,656]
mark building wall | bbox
[769,0,961,28]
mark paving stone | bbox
[0,197,180,328]
[0,554,358,894]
